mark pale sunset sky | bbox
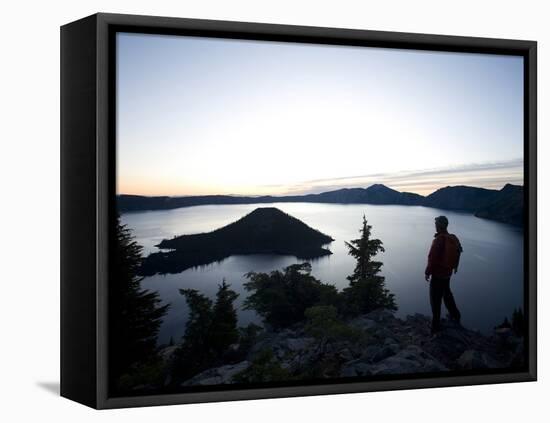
[116,32,524,197]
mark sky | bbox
[116,32,524,197]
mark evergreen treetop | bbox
[345,215,385,283]
[342,215,396,315]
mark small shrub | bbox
[243,263,339,328]
[305,305,364,344]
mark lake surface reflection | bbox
[121,202,524,344]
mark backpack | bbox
[442,234,462,271]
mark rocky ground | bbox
[164,310,524,387]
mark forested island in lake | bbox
[139,207,334,276]
[118,183,524,226]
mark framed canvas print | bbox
[60,13,537,409]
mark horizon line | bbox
[118,181,523,199]
[117,159,523,198]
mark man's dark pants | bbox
[430,276,461,333]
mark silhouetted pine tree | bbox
[109,217,169,393]
[497,316,512,329]
[342,215,396,315]
[172,281,239,383]
[210,280,240,355]
[511,308,525,336]
[171,289,215,381]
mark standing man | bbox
[425,215,463,334]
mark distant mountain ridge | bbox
[140,207,334,275]
[473,184,524,226]
[119,183,524,226]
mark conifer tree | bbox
[210,280,240,355]
[109,217,169,393]
[171,289,215,380]
[172,281,239,382]
[511,308,525,336]
[342,215,396,315]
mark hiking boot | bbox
[446,314,462,327]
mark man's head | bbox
[435,215,449,233]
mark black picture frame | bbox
[60,12,537,409]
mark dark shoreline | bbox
[118,183,524,227]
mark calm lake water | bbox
[121,203,524,344]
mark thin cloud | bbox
[252,159,524,196]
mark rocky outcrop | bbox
[341,344,448,377]
[173,309,524,386]
[181,361,251,386]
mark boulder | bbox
[349,317,377,331]
[181,361,250,386]
[337,347,355,362]
[366,308,396,323]
[340,359,373,377]
[457,350,502,370]
[370,346,447,375]
[371,344,400,362]
[286,337,314,352]
[374,326,397,341]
